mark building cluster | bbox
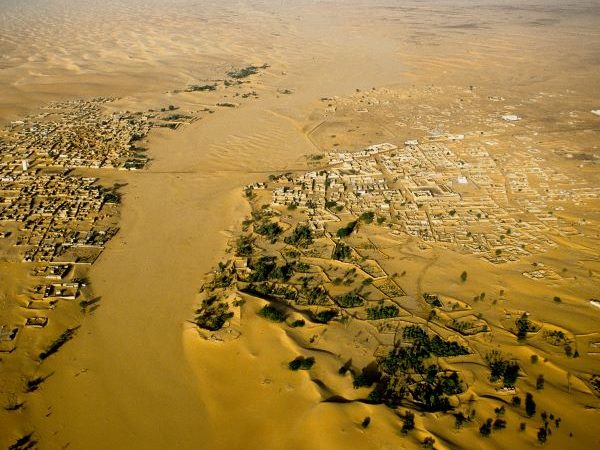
[3,98,153,170]
[0,98,163,344]
[0,171,118,263]
[271,139,595,264]
[3,97,195,172]
[0,97,197,269]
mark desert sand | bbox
[1,1,599,449]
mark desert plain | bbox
[0,1,599,449]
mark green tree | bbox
[258,305,286,322]
[332,242,352,260]
[525,393,536,417]
[336,220,357,237]
[536,374,545,390]
[401,411,415,434]
[479,418,493,437]
[254,221,283,240]
[422,437,435,449]
[564,345,573,357]
[360,211,375,223]
[361,416,371,428]
[235,235,254,256]
[288,358,302,370]
[493,418,507,430]
[284,224,314,247]
[454,412,468,429]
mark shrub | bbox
[254,221,283,239]
[258,305,286,322]
[423,293,443,307]
[236,235,253,256]
[103,191,121,204]
[249,257,294,282]
[314,309,337,323]
[374,329,468,411]
[367,304,399,320]
[401,411,415,434]
[493,418,507,430]
[288,358,302,370]
[39,327,79,360]
[336,220,357,237]
[454,412,468,429]
[295,262,310,272]
[304,285,329,305]
[479,418,493,437]
[195,296,234,331]
[244,282,297,301]
[26,376,46,393]
[187,84,216,92]
[360,211,375,224]
[290,319,305,328]
[367,389,382,403]
[335,291,364,308]
[515,313,537,340]
[300,357,315,369]
[525,393,536,417]
[8,434,35,450]
[353,365,380,389]
[332,242,352,260]
[564,344,573,357]
[284,224,314,247]
[288,356,315,370]
[422,437,435,449]
[536,374,545,390]
[227,65,267,79]
[503,362,520,387]
[590,375,600,395]
[485,351,520,387]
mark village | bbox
[0,64,597,448]
[193,120,599,447]
[0,65,277,439]
[0,97,190,353]
[268,136,596,265]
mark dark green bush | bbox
[258,305,286,322]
